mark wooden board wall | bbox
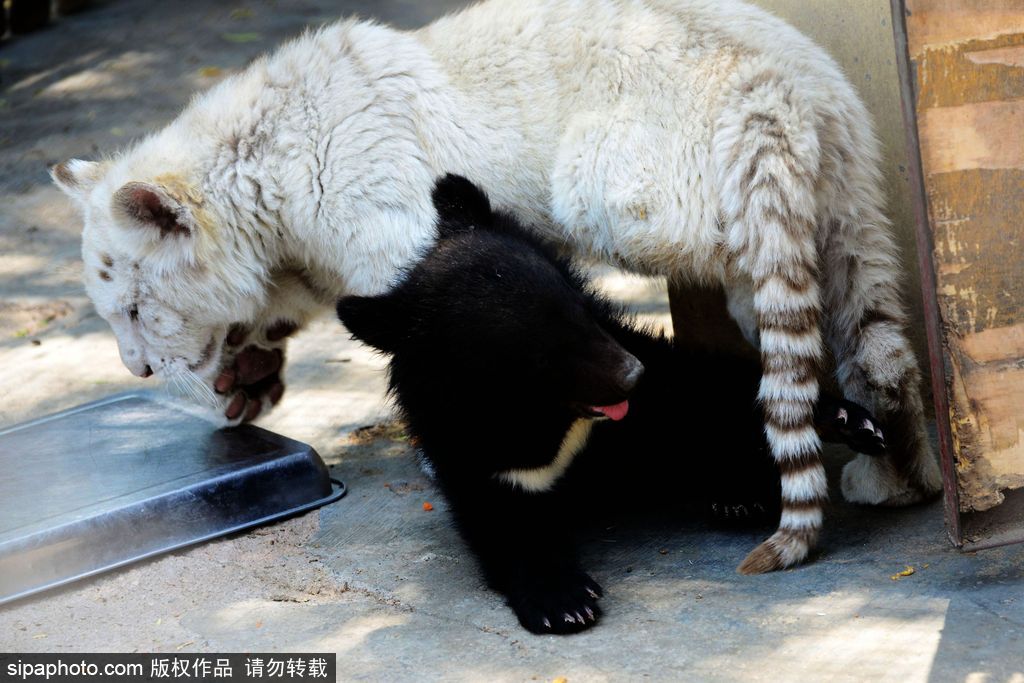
[899,0,1024,517]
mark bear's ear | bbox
[112,182,196,239]
[431,173,493,237]
[336,294,405,353]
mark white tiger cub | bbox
[51,0,942,573]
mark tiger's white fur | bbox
[52,0,942,572]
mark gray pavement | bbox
[1,1,1022,680]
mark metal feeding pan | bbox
[0,392,345,605]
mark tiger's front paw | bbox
[214,321,297,422]
[506,570,603,635]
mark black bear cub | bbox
[337,175,885,635]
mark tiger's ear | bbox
[111,182,196,239]
[336,294,406,353]
[51,159,106,204]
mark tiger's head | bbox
[51,154,272,407]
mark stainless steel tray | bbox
[0,392,345,605]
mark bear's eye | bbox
[128,305,139,322]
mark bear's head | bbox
[337,175,643,423]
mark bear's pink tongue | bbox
[592,400,629,421]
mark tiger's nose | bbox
[128,361,153,378]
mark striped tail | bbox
[714,71,828,574]
[739,272,827,572]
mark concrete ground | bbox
[1,1,1023,680]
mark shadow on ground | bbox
[300,431,1024,682]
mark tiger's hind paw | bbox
[841,453,942,506]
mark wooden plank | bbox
[906,1,1024,58]
[927,169,1024,334]
[902,0,1024,518]
[961,322,1024,362]
[919,105,1024,173]
[916,32,1024,108]
[948,359,1024,510]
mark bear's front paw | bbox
[507,570,603,635]
[707,500,775,526]
[214,321,296,422]
[816,395,886,455]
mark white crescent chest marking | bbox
[497,419,594,493]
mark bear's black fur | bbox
[337,175,885,635]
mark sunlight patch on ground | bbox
[26,51,162,98]
[704,592,949,682]
[587,267,673,335]
[0,253,52,279]
[310,612,409,654]
[40,68,119,94]
[589,267,668,306]
[967,673,1024,683]
[7,49,106,93]
[0,326,133,424]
